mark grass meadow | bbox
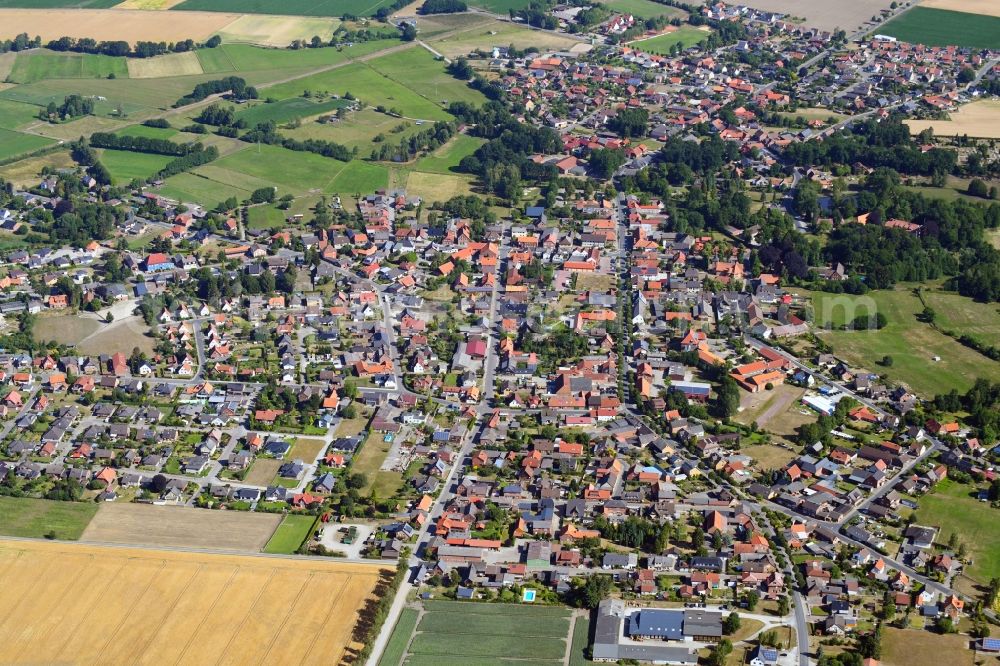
[8,51,129,84]
[599,0,687,19]
[0,496,97,539]
[262,513,315,553]
[98,149,174,184]
[0,128,55,161]
[914,478,1000,584]
[235,96,350,126]
[808,286,1000,395]
[629,25,708,53]
[412,134,483,174]
[878,7,1000,49]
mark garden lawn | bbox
[878,7,1000,49]
[378,607,418,666]
[0,497,97,540]
[807,287,1000,395]
[0,128,55,161]
[8,51,129,83]
[914,478,1000,584]
[412,134,484,174]
[262,513,315,553]
[98,149,174,184]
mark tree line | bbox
[175,76,258,107]
[43,34,220,59]
[90,132,201,157]
[242,121,356,162]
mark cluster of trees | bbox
[48,199,124,246]
[42,94,94,121]
[154,146,219,181]
[89,132,198,156]
[449,100,560,200]
[795,395,858,447]
[784,115,957,176]
[608,107,649,139]
[195,104,246,128]
[933,379,1000,443]
[511,1,559,30]
[0,33,41,54]
[445,57,474,81]
[190,264,297,301]
[520,324,590,372]
[44,34,219,58]
[69,139,111,187]
[242,121,356,161]
[419,0,467,13]
[588,148,626,179]
[175,76,257,107]
[369,120,455,162]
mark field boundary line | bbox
[562,613,576,666]
[259,571,317,664]
[173,565,244,666]
[303,572,353,664]
[97,558,170,658]
[131,562,206,662]
[214,567,278,662]
[51,558,131,660]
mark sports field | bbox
[629,25,708,54]
[877,6,1000,49]
[905,100,1000,139]
[391,600,572,666]
[81,502,282,551]
[172,0,398,17]
[808,287,1000,395]
[0,538,389,665]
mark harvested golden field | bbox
[405,170,475,201]
[0,8,239,44]
[218,15,342,46]
[921,0,1000,18]
[906,100,1000,138]
[127,51,204,78]
[0,538,389,665]
[81,503,282,551]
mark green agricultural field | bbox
[0,0,118,7]
[98,149,174,185]
[629,26,708,53]
[568,614,591,666]
[0,75,221,116]
[235,96,350,127]
[172,0,397,16]
[921,289,1000,350]
[915,479,1000,584]
[464,0,534,12]
[262,513,315,554]
[0,128,55,161]
[412,134,483,174]
[115,124,179,141]
[8,51,129,84]
[155,171,253,206]
[264,60,451,121]
[407,633,565,660]
[405,659,563,666]
[416,611,570,637]
[283,107,425,153]
[877,7,1000,49]
[0,99,43,130]
[365,47,488,108]
[599,0,686,19]
[807,286,1000,395]
[423,600,572,615]
[210,144,355,194]
[379,608,419,666]
[0,497,97,540]
[328,159,388,192]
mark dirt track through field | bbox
[0,538,389,666]
[81,502,282,551]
